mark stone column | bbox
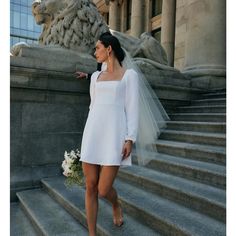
[161,0,176,66]
[130,0,143,37]
[109,0,119,31]
[183,0,226,89]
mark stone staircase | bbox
[11,90,226,236]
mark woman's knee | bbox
[98,185,110,198]
[86,180,98,194]
[82,163,99,194]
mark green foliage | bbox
[62,149,84,188]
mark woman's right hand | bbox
[75,71,88,79]
[122,140,133,159]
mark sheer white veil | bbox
[122,50,170,166]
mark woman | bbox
[80,33,139,236]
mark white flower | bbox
[62,148,84,186]
[63,164,72,175]
[64,152,74,164]
[70,150,77,159]
[64,151,70,161]
[62,160,66,169]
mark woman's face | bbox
[94,40,110,63]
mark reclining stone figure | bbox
[11,0,169,69]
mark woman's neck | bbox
[106,57,121,73]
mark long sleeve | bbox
[89,71,99,110]
[125,69,139,143]
[87,63,102,81]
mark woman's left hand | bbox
[122,140,133,159]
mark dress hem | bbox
[80,159,132,167]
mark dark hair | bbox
[99,32,125,66]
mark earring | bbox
[107,52,111,67]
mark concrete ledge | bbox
[10,165,61,202]
[11,46,97,74]
[182,66,226,90]
[11,66,90,94]
[190,76,226,90]
[153,84,203,101]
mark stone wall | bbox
[10,65,90,201]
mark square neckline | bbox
[96,69,129,83]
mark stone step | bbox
[133,152,225,189]
[42,177,225,236]
[176,105,226,113]
[16,189,88,236]
[153,84,202,102]
[114,179,225,236]
[118,164,225,222]
[191,98,226,106]
[166,121,226,133]
[200,92,226,99]
[160,130,226,146]
[41,177,160,236]
[169,113,226,122]
[155,140,226,165]
[11,202,38,236]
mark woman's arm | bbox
[75,63,102,81]
[122,70,139,158]
[89,72,99,110]
[125,70,139,143]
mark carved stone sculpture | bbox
[29,0,168,65]
[11,0,172,72]
[32,0,109,54]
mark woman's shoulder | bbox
[126,69,138,80]
[91,71,102,81]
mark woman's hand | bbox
[122,140,133,159]
[75,71,88,79]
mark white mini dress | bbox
[80,69,139,166]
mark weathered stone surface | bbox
[11,203,38,236]
[10,103,23,136]
[16,189,88,235]
[31,0,109,53]
[183,65,226,89]
[15,132,82,166]
[10,64,89,198]
[12,0,170,70]
[21,103,86,133]
[10,137,24,167]
[161,0,176,66]
[183,0,226,89]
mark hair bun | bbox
[99,33,125,66]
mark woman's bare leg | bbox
[82,163,100,236]
[98,166,123,226]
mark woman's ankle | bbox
[112,199,120,209]
[88,229,96,236]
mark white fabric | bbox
[80,69,139,166]
[122,51,169,165]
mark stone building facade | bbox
[93,0,226,89]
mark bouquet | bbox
[61,149,84,187]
